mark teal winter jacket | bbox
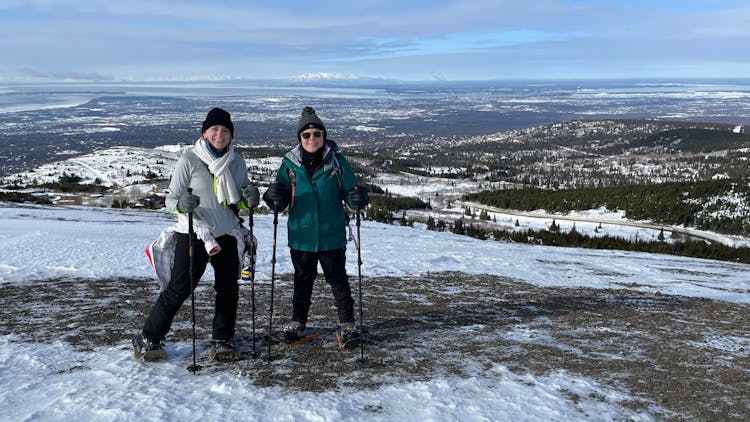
[273,141,358,252]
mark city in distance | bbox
[2,78,749,176]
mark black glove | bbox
[263,182,290,212]
[348,186,369,209]
[241,184,260,208]
[176,192,200,213]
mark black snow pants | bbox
[142,233,239,342]
[290,248,355,325]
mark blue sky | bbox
[0,0,748,82]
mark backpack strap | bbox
[330,153,344,191]
[287,168,297,209]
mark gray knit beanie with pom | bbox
[297,106,326,139]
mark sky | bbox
[1,203,749,421]
[0,0,748,83]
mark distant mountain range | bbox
[280,72,400,87]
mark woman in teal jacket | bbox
[264,106,369,345]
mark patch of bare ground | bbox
[1,271,748,421]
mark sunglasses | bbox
[301,130,323,140]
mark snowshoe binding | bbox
[208,339,238,362]
[133,334,167,362]
[335,323,361,350]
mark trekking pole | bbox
[249,207,257,358]
[355,206,366,363]
[186,188,202,374]
[267,202,279,362]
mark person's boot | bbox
[281,321,306,343]
[133,334,167,362]
[335,322,361,349]
[208,339,237,362]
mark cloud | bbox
[0,0,748,81]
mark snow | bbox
[3,146,181,188]
[1,203,749,421]
[0,336,654,421]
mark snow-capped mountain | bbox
[290,72,360,82]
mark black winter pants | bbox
[142,233,239,342]
[290,248,355,325]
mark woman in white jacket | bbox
[134,107,259,362]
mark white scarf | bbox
[193,138,241,205]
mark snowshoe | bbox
[335,323,361,350]
[287,332,321,347]
[208,339,238,362]
[133,334,167,362]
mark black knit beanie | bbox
[202,107,234,138]
[297,106,326,139]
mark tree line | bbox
[420,215,750,264]
[465,179,750,236]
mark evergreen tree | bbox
[452,218,465,235]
